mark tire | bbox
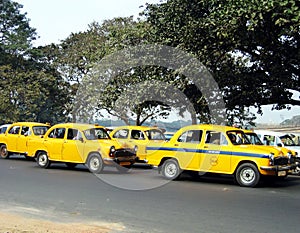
[292,158,300,175]
[235,163,260,187]
[65,162,77,169]
[37,152,50,168]
[86,153,104,174]
[0,145,9,159]
[161,159,182,180]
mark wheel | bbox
[86,153,104,174]
[292,158,300,175]
[65,162,77,169]
[235,163,260,187]
[0,145,9,159]
[37,152,50,168]
[161,159,182,180]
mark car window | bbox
[84,128,110,140]
[146,129,166,140]
[21,126,30,136]
[113,129,129,139]
[48,128,66,139]
[178,130,202,143]
[8,126,20,135]
[262,135,275,146]
[205,131,228,145]
[245,133,264,145]
[131,130,145,140]
[280,135,296,146]
[32,126,50,136]
[67,128,83,140]
[226,130,251,145]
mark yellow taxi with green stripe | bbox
[146,124,297,187]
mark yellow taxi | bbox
[146,124,297,187]
[0,122,50,159]
[27,123,137,173]
[110,125,166,163]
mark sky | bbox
[14,0,300,124]
[15,0,161,46]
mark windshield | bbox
[245,132,264,145]
[280,135,296,146]
[227,130,251,145]
[146,129,166,140]
[84,128,110,140]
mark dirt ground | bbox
[0,211,124,233]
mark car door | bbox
[201,130,231,173]
[16,125,30,153]
[172,129,203,170]
[45,127,66,160]
[61,128,85,163]
[6,125,21,152]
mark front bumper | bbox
[260,164,297,172]
[104,148,137,165]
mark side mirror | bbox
[79,138,84,143]
[277,143,282,147]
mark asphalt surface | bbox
[1,155,300,233]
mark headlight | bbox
[269,153,275,166]
[110,146,116,156]
[287,152,292,163]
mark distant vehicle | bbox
[0,122,50,159]
[0,124,11,134]
[254,130,300,154]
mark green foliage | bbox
[0,0,36,54]
[0,1,71,124]
[143,0,300,124]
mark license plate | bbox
[278,171,287,176]
[120,162,131,166]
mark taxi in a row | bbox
[145,124,298,187]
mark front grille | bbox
[114,149,136,158]
[274,157,289,165]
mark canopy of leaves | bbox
[143,0,300,123]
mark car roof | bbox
[112,125,161,131]
[10,122,50,127]
[51,123,105,131]
[180,124,243,132]
[254,130,287,137]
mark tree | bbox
[143,0,300,124]
[0,0,71,124]
[0,0,36,55]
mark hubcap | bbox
[240,168,255,184]
[165,163,177,178]
[1,147,7,157]
[39,154,48,166]
[90,157,100,171]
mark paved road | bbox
[1,156,300,233]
